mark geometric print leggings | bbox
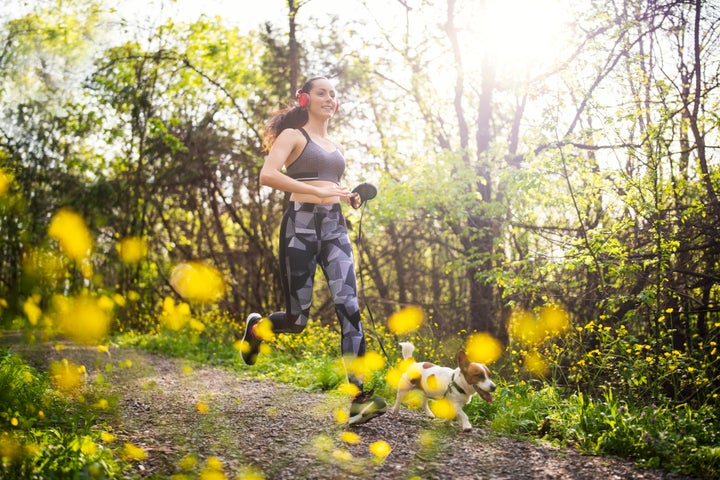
[267,201,366,388]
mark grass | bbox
[2,306,719,479]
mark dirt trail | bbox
[7,340,699,480]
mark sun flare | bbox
[456,0,571,76]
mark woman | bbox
[241,76,386,425]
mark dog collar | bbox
[445,372,466,396]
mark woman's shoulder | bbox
[275,128,307,146]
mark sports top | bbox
[285,128,345,184]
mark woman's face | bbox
[307,78,338,117]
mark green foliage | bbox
[0,348,122,479]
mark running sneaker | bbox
[348,390,387,425]
[240,313,263,365]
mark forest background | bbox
[0,0,719,478]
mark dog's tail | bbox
[399,341,415,360]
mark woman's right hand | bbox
[315,184,352,200]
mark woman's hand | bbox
[315,184,353,200]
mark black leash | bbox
[352,185,392,361]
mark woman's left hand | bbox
[349,192,362,209]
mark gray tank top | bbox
[285,128,345,184]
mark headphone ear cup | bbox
[296,89,309,108]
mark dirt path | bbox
[8,341,699,480]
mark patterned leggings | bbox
[267,202,366,386]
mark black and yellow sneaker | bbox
[240,313,263,365]
[348,390,387,426]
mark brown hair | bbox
[262,76,327,152]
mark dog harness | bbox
[286,128,345,184]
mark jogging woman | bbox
[241,76,386,426]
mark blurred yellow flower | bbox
[0,169,12,196]
[387,306,424,335]
[53,294,112,345]
[539,305,570,336]
[340,431,361,444]
[332,449,353,461]
[117,236,148,264]
[334,408,349,424]
[369,440,392,458]
[465,332,503,364]
[161,296,191,331]
[347,351,385,379]
[48,208,93,262]
[23,295,42,326]
[508,310,544,346]
[0,434,21,463]
[80,437,97,455]
[429,398,457,420]
[50,359,84,395]
[253,318,275,341]
[100,432,116,443]
[200,456,226,480]
[338,382,360,397]
[170,261,225,303]
[189,319,206,332]
[196,401,209,414]
[112,293,126,307]
[122,442,147,461]
[524,351,549,377]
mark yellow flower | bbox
[48,208,93,262]
[369,440,392,458]
[539,304,570,335]
[340,431,361,444]
[53,294,112,345]
[334,408,349,424]
[465,332,503,364]
[117,236,148,264]
[196,401,209,414]
[387,306,424,335]
[332,449,353,461]
[524,351,549,377]
[169,261,225,304]
[429,398,456,420]
[122,442,147,461]
[10,417,18,427]
[23,295,42,326]
[50,359,84,395]
[0,169,12,196]
[100,432,116,443]
[508,310,544,346]
[338,382,360,397]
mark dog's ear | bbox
[457,349,469,369]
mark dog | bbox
[391,341,496,431]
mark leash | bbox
[354,195,392,361]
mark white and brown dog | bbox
[391,341,496,431]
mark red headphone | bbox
[296,89,339,113]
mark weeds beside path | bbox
[8,340,700,480]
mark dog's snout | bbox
[490,383,497,392]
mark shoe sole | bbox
[241,313,262,365]
[348,401,387,425]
